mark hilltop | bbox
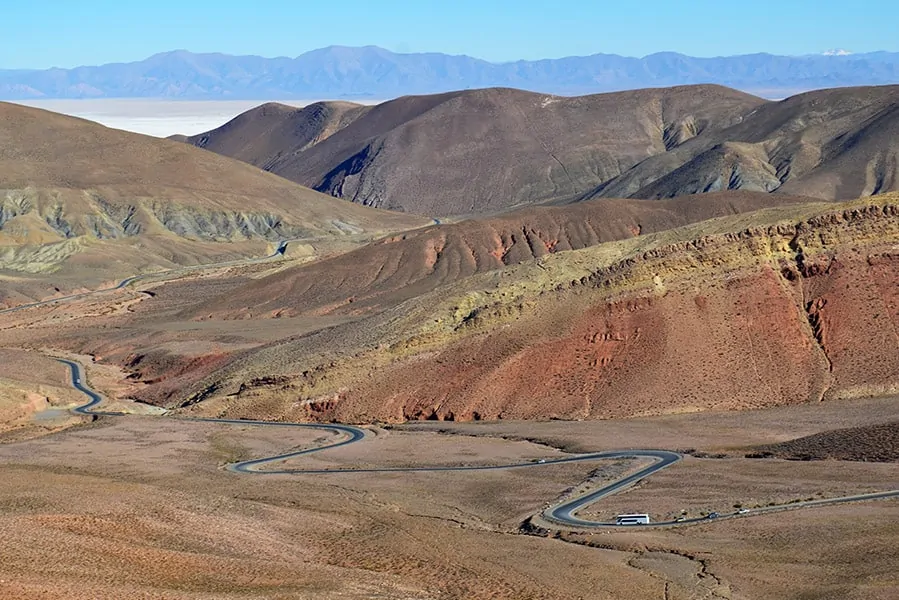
[179,84,899,216]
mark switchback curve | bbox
[55,358,899,529]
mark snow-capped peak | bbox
[823,49,853,56]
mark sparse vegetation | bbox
[749,422,899,462]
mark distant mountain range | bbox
[2,46,899,99]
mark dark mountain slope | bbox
[181,101,371,172]
[180,85,765,216]
[593,85,899,201]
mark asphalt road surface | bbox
[56,358,899,528]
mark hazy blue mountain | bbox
[1,46,898,99]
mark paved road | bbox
[0,241,289,316]
[56,358,899,528]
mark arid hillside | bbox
[162,198,898,423]
[179,85,764,215]
[180,84,899,216]
[32,193,887,422]
[179,101,371,170]
[0,102,428,303]
[187,191,817,320]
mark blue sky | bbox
[3,0,895,69]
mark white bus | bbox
[616,513,650,525]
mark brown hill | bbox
[179,86,765,216]
[187,191,818,321]
[0,102,428,303]
[179,101,369,171]
[594,85,899,201]
[181,85,899,216]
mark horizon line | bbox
[4,44,891,72]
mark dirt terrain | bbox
[179,84,899,215]
[749,421,899,462]
[0,348,83,441]
[0,397,896,599]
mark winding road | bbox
[55,358,899,528]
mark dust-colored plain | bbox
[1,395,897,599]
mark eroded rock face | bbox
[799,250,899,399]
[270,206,899,421]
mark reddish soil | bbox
[318,265,832,422]
[799,249,899,398]
[281,204,897,424]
